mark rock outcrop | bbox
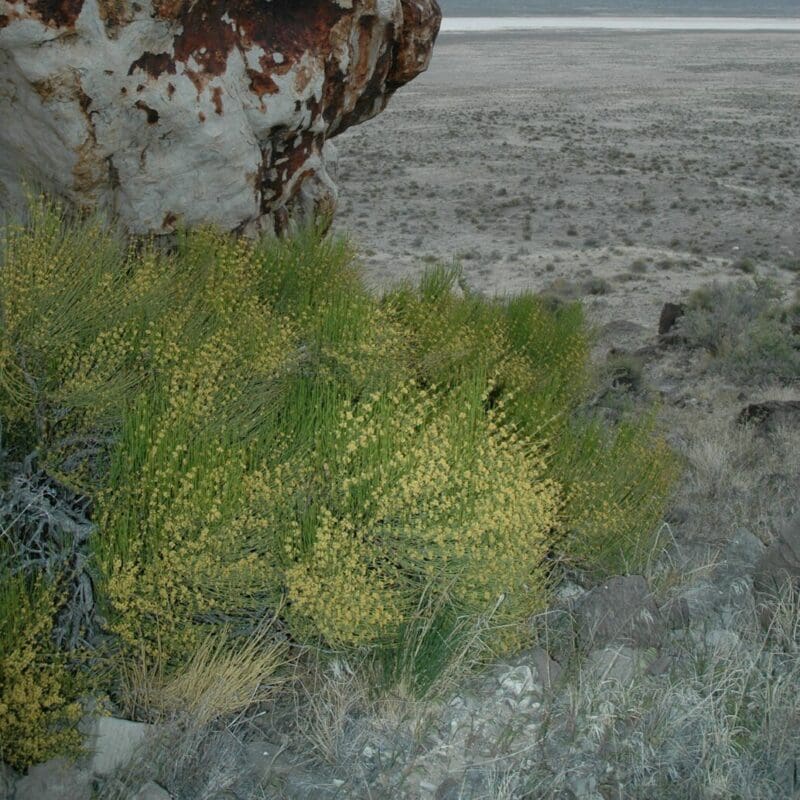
[0,0,441,234]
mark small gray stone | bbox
[497,664,539,699]
[566,770,600,800]
[435,776,462,800]
[283,769,341,800]
[530,646,562,691]
[709,530,765,601]
[645,653,672,676]
[13,757,92,800]
[704,629,740,654]
[245,740,294,781]
[576,576,664,649]
[555,580,587,605]
[131,780,172,800]
[681,581,725,618]
[587,646,637,684]
[82,716,150,776]
[554,790,578,800]
[725,529,765,571]
[663,596,691,629]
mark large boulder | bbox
[0,0,441,234]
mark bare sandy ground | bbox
[334,30,800,344]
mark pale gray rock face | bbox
[82,715,150,777]
[0,0,441,234]
[12,757,92,800]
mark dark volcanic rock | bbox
[737,401,800,433]
[658,302,685,336]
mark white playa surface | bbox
[440,16,800,32]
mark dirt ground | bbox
[334,30,800,342]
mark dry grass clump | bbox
[117,621,290,728]
[0,197,677,765]
[524,585,800,800]
[673,408,800,542]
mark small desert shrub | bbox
[602,351,645,394]
[0,571,82,769]
[678,279,800,384]
[1,198,677,706]
[732,255,756,274]
[581,276,611,296]
[282,383,560,653]
[777,255,800,273]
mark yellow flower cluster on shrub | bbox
[284,384,561,648]
[0,574,81,770]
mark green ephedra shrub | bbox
[1,198,677,731]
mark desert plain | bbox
[332,26,800,563]
[335,29,800,337]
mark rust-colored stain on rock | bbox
[246,68,280,98]
[172,0,237,83]
[25,0,84,28]
[134,99,160,124]
[211,85,224,115]
[170,0,344,75]
[128,52,177,79]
